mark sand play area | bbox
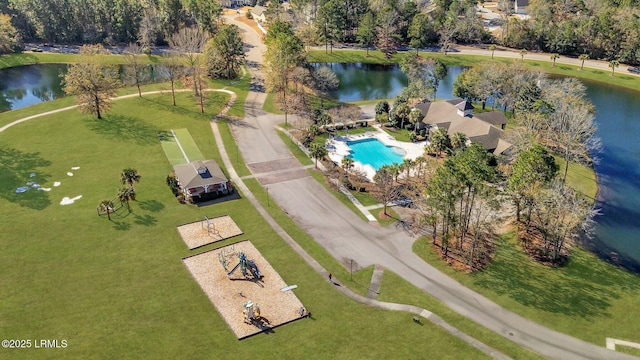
[183,241,307,339]
[176,215,243,249]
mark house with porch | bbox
[414,99,512,155]
[173,160,233,202]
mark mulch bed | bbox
[182,240,307,339]
[176,215,243,249]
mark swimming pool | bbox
[346,138,405,170]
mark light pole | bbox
[350,259,353,280]
[266,187,270,207]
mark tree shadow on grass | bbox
[138,199,164,213]
[141,96,207,118]
[133,213,157,226]
[84,114,158,145]
[140,93,228,120]
[472,234,640,318]
[0,147,51,210]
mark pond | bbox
[315,63,466,101]
[0,64,68,112]
[0,64,169,112]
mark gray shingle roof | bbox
[173,160,228,191]
[420,100,512,154]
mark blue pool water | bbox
[347,138,405,170]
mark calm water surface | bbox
[315,63,465,101]
[0,64,167,112]
[0,64,68,112]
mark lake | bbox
[0,64,68,112]
[0,64,168,112]
[314,63,465,102]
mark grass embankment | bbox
[309,49,640,93]
[0,91,491,359]
[0,66,251,130]
[413,232,640,353]
[0,52,164,69]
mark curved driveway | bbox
[229,14,635,359]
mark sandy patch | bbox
[182,241,307,339]
[66,172,73,176]
[60,195,82,205]
[53,181,61,187]
[176,215,243,249]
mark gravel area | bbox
[176,215,243,249]
[183,241,307,339]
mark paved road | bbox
[225,14,637,360]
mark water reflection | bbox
[316,63,466,102]
[0,64,67,111]
[0,64,170,112]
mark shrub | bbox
[375,113,388,124]
[375,101,390,115]
[166,174,180,196]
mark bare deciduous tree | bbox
[170,26,209,112]
[159,50,183,106]
[123,43,150,97]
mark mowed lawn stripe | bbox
[160,135,188,166]
[173,128,204,162]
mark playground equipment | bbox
[217,245,235,272]
[227,252,263,280]
[203,216,219,237]
[242,300,261,324]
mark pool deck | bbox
[326,125,427,180]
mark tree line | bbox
[2,0,639,65]
[0,0,225,49]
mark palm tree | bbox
[408,109,423,137]
[430,127,451,156]
[389,163,401,182]
[550,53,559,67]
[395,103,411,130]
[99,200,114,220]
[489,44,497,59]
[402,158,414,180]
[121,168,141,189]
[414,156,426,179]
[341,157,354,183]
[519,49,527,62]
[451,132,468,153]
[118,187,136,212]
[578,54,589,71]
[609,60,620,76]
[309,143,327,169]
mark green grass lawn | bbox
[413,232,640,349]
[554,155,598,200]
[0,91,492,359]
[0,52,165,69]
[172,128,205,162]
[159,134,187,166]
